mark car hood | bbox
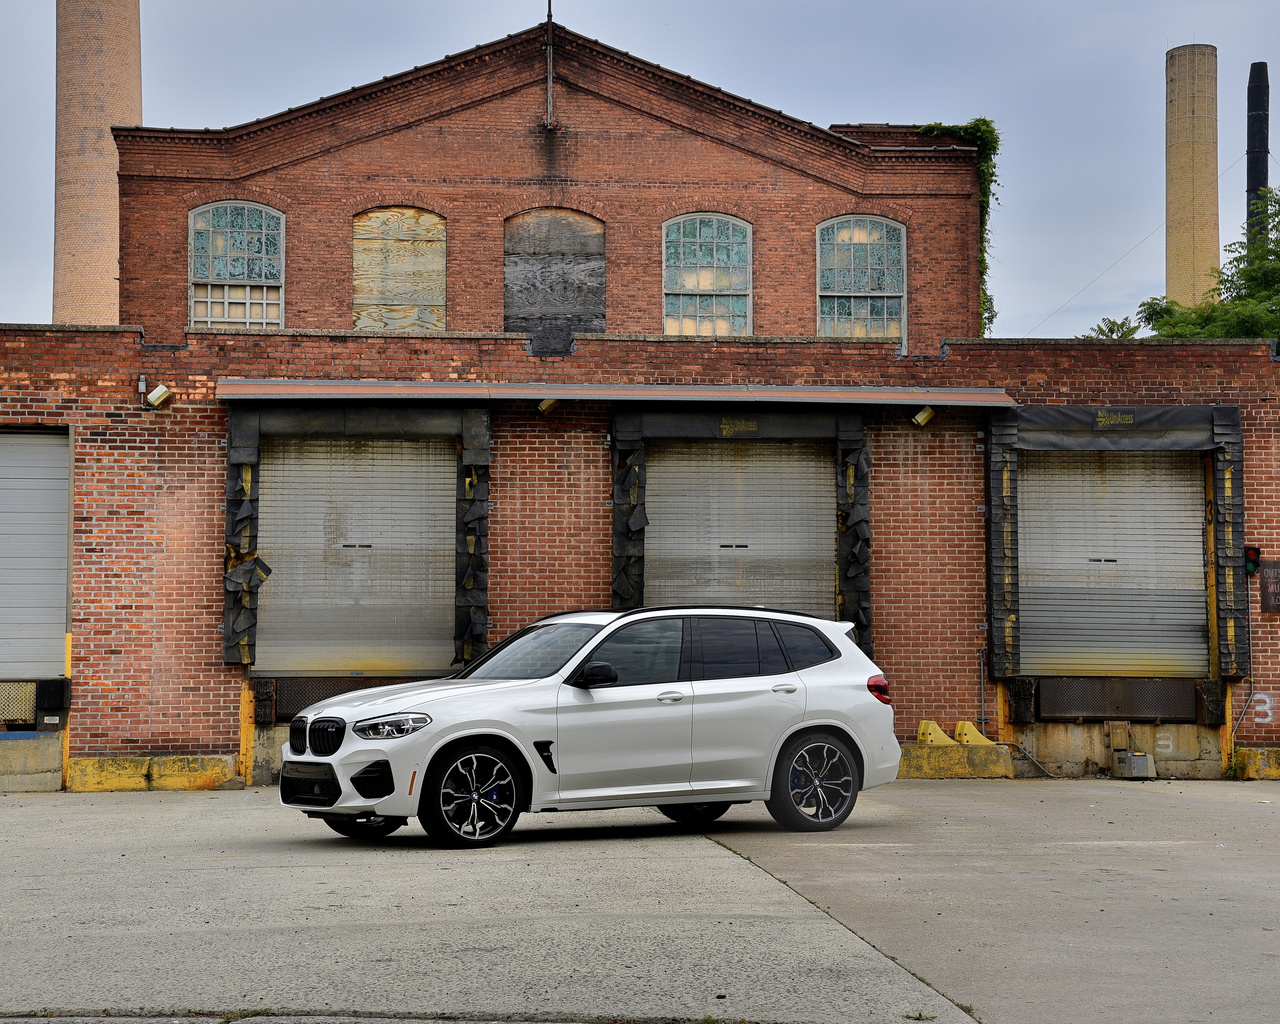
[298,675,536,720]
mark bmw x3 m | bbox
[281,606,901,846]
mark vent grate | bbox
[308,717,346,757]
[289,716,308,755]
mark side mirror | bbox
[579,661,619,688]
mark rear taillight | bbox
[867,674,891,705]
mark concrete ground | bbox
[711,778,1280,1024]
[0,789,968,1024]
[2,779,1277,1024]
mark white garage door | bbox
[644,441,837,617]
[0,433,69,679]
[254,438,456,675]
[1017,449,1209,676]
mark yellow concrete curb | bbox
[898,742,1015,779]
[1235,746,1280,780]
[65,755,238,792]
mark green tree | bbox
[1079,315,1140,339]
[1137,189,1280,338]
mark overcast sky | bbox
[1,0,1277,336]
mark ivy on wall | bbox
[918,118,1000,335]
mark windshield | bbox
[457,622,604,680]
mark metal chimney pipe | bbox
[1247,62,1270,240]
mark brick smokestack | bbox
[53,0,142,325]
[1165,44,1220,307]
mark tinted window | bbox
[589,618,684,686]
[757,620,790,675]
[698,617,760,679]
[775,622,836,670]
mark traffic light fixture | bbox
[1245,545,1262,575]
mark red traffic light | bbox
[1245,545,1262,575]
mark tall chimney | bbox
[1247,62,1270,240]
[1165,44,1220,306]
[53,0,142,325]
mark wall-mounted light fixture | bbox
[144,383,174,409]
[537,398,560,415]
[911,406,935,427]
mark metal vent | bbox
[1038,678,1197,722]
[308,717,346,757]
[289,716,308,755]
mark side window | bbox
[588,618,684,686]
[774,622,837,670]
[817,216,904,340]
[697,617,761,680]
[353,207,445,331]
[663,214,751,336]
[757,620,790,675]
[189,202,283,328]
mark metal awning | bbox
[216,379,1015,407]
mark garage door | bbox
[644,442,836,617]
[0,433,69,679]
[1017,450,1208,676]
[254,438,456,675]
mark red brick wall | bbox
[116,38,981,351]
[5,329,1280,753]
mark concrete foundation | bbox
[0,733,64,793]
[1011,722,1222,778]
[897,742,1015,778]
[65,754,239,791]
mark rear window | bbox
[774,622,837,670]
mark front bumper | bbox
[280,741,421,817]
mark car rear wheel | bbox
[657,802,732,826]
[323,815,405,840]
[765,732,859,832]
[421,744,523,847]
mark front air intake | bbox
[289,716,308,755]
[309,717,346,756]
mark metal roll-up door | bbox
[255,438,456,675]
[1017,450,1208,676]
[0,433,69,680]
[644,441,836,617]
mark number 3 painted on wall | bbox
[1253,693,1275,724]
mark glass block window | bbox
[817,216,904,339]
[189,202,284,328]
[662,214,751,336]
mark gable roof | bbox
[114,23,978,193]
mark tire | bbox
[657,802,732,826]
[765,731,860,832]
[323,815,405,840]
[420,744,524,847]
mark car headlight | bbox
[352,713,432,739]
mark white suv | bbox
[281,607,901,846]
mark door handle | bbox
[656,691,685,703]
[772,683,798,694]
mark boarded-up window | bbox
[504,208,605,355]
[353,207,445,331]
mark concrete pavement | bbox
[711,778,1280,1024]
[0,789,970,1024]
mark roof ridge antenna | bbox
[543,0,555,129]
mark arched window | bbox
[504,208,605,355]
[663,214,751,336]
[189,202,283,329]
[353,207,446,331]
[817,216,904,339]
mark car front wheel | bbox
[765,732,860,832]
[421,744,523,847]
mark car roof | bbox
[537,605,840,626]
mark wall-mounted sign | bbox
[1093,407,1138,431]
[719,416,760,438]
[1261,560,1280,615]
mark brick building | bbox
[2,21,1277,790]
